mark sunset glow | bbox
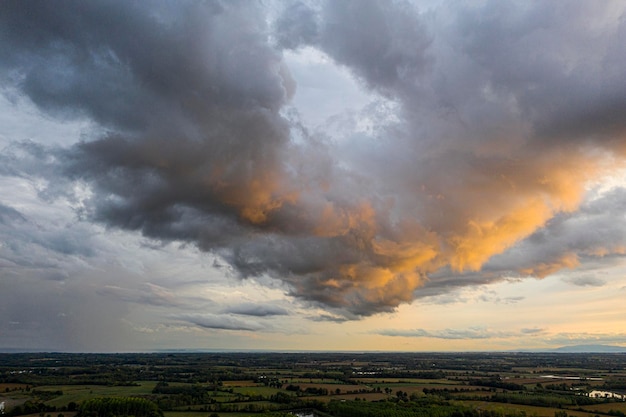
[1,0,626,352]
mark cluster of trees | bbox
[303,387,329,395]
[256,376,283,388]
[469,377,526,391]
[3,400,78,416]
[3,400,57,417]
[78,397,161,417]
[151,382,213,397]
[423,387,484,396]
[603,377,626,391]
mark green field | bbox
[165,412,266,417]
[3,352,626,417]
[36,382,158,407]
[460,400,604,417]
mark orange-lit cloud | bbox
[3,0,626,320]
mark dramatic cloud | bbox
[481,187,626,278]
[2,0,626,327]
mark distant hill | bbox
[552,344,626,353]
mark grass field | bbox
[221,381,259,387]
[165,412,264,417]
[288,382,362,392]
[301,392,389,402]
[460,400,601,417]
[230,386,284,397]
[355,377,461,385]
[35,382,158,407]
[577,400,626,414]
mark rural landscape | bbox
[2,352,626,417]
[3,2,626,417]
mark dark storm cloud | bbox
[274,1,320,50]
[3,0,626,318]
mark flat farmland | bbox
[355,377,460,385]
[3,352,626,417]
[165,412,264,417]
[288,382,363,392]
[577,401,626,414]
[460,400,601,417]
[283,378,344,384]
[231,386,285,396]
[301,391,389,402]
[222,380,259,387]
[35,382,157,407]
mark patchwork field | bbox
[1,352,626,417]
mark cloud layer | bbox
[2,0,626,321]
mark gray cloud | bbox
[0,198,96,279]
[0,202,26,224]
[224,302,289,317]
[274,1,320,50]
[308,313,351,323]
[0,272,135,352]
[376,327,513,340]
[97,283,182,307]
[2,0,626,320]
[375,327,626,346]
[563,275,606,287]
[521,327,545,335]
[176,313,264,332]
[545,332,626,346]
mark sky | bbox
[1,0,626,352]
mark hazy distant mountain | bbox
[552,344,626,353]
